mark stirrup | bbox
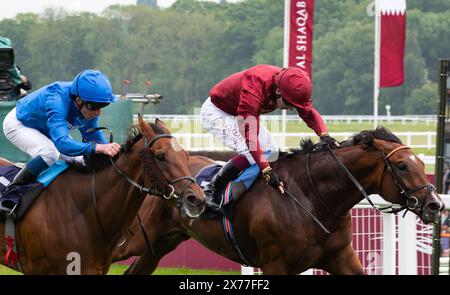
[0,201,18,216]
[205,193,223,211]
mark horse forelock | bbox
[122,123,166,153]
[124,122,168,190]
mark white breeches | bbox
[3,108,85,166]
[200,97,279,165]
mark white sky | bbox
[0,0,242,20]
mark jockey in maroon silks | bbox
[200,64,338,210]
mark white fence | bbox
[139,114,437,125]
[241,195,450,275]
[172,131,437,150]
[138,115,437,161]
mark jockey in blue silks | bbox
[0,69,121,213]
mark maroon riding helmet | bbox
[274,67,312,108]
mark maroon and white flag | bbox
[379,0,406,88]
[285,0,314,79]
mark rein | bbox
[299,142,435,234]
[109,134,196,199]
[379,148,436,215]
[91,132,196,240]
[324,144,435,215]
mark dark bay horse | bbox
[0,116,205,274]
[112,127,443,274]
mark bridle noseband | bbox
[110,133,196,201]
[301,143,435,235]
[91,132,198,241]
[379,146,436,214]
[324,144,435,215]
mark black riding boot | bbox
[0,167,36,216]
[204,160,242,211]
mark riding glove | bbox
[262,167,282,190]
[319,133,340,147]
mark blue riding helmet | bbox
[70,70,118,104]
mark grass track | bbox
[0,264,240,275]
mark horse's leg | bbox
[321,245,365,275]
[261,261,289,275]
[123,232,189,275]
[124,252,159,275]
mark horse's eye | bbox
[398,163,407,171]
[156,153,166,162]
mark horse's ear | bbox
[155,117,170,133]
[138,113,156,138]
[155,117,165,126]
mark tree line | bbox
[1,0,448,115]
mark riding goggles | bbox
[83,101,110,111]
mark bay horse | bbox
[111,127,443,275]
[0,116,205,274]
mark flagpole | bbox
[282,0,290,150]
[283,0,290,68]
[374,0,381,129]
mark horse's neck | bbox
[288,147,383,216]
[91,149,146,242]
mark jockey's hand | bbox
[320,133,340,147]
[262,167,284,194]
[96,143,121,157]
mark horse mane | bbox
[71,122,167,176]
[352,126,402,145]
[279,126,402,159]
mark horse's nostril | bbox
[427,202,440,213]
[186,194,200,205]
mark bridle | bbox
[317,144,435,216]
[109,134,196,202]
[300,143,436,235]
[378,145,436,215]
[90,130,198,241]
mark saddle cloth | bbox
[0,160,69,221]
[195,161,260,214]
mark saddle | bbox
[195,162,260,218]
[0,161,69,222]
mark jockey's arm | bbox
[46,95,94,156]
[236,78,270,172]
[236,77,285,193]
[48,117,95,156]
[295,101,328,137]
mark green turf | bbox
[108,264,239,275]
[0,264,240,275]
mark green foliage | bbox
[251,26,283,66]
[314,21,373,114]
[0,0,447,114]
[137,0,158,8]
[404,81,439,114]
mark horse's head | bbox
[137,115,205,218]
[371,136,444,224]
